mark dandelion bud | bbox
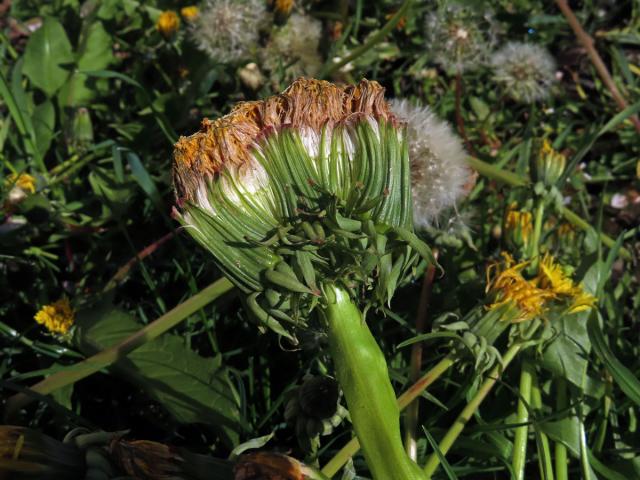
[533,139,566,187]
[503,206,533,251]
[490,42,556,104]
[180,6,200,22]
[389,99,473,229]
[156,11,180,38]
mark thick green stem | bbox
[323,285,426,480]
[512,360,534,480]
[554,379,569,480]
[529,201,545,267]
[531,371,555,480]
[423,343,522,478]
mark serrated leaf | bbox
[74,304,244,447]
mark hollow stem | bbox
[322,285,426,480]
[531,371,554,480]
[512,359,534,480]
[529,199,545,270]
[423,342,523,478]
[554,378,569,480]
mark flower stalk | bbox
[323,285,426,479]
[512,359,534,480]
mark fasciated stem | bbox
[322,285,426,480]
[512,359,535,480]
[423,342,523,478]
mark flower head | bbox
[486,253,553,322]
[273,0,294,17]
[190,0,268,63]
[261,13,323,81]
[389,99,472,229]
[180,6,200,22]
[173,78,434,338]
[156,11,180,38]
[537,254,596,313]
[490,42,556,104]
[504,206,532,251]
[5,172,36,194]
[34,297,75,334]
[424,3,496,73]
[533,139,566,186]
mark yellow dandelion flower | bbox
[34,298,75,334]
[5,173,36,194]
[534,138,566,186]
[180,6,199,22]
[486,253,554,322]
[536,253,596,313]
[504,206,532,250]
[157,11,180,38]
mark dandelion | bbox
[424,3,496,73]
[486,253,553,322]
[390,99,472,229]
[5,172,36,194]
[490,42,556,104]
[504,207,532,250]
[34,297,74,334]
[156,11,180,38]
[180,6,199,22]
[261,13,322,81]
[173,79,434,479]
[190,0,267,64]
[537,254,596,313]
[273,0,294,17]
[533,139,566,186]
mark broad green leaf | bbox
[74,305,244,447]
[60,21,115,106]
[23,17,74,97]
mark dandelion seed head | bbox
[390,99,471,229]
[191,0,268,63]
[424,3,496,73]
[262,13,323,80]
[490,42,556,103]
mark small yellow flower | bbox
[274,0,294,16]
[180,6,199,22]
[486,253,553,322]
[504,207,532,250]
[534,139,566,186]
[5,173,36,194]
[34,298,75,334]
[156,11,180,38]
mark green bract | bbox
[173,79,433,341]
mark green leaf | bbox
[588,313,640,407]
[540,311,591,390]
[23,17,74,97]
[74,305,244,447]
[60,21,115,106]
[32,100,55,157]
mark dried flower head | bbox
[424,3,496,73]
[389,99,472,229]
[190,0,268,63]
[156,11,180,38]
[34,297,75,334]
[490,42,556,104]
[180,6,200,22]
[261,13,323,81]
[173,78,434,338]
